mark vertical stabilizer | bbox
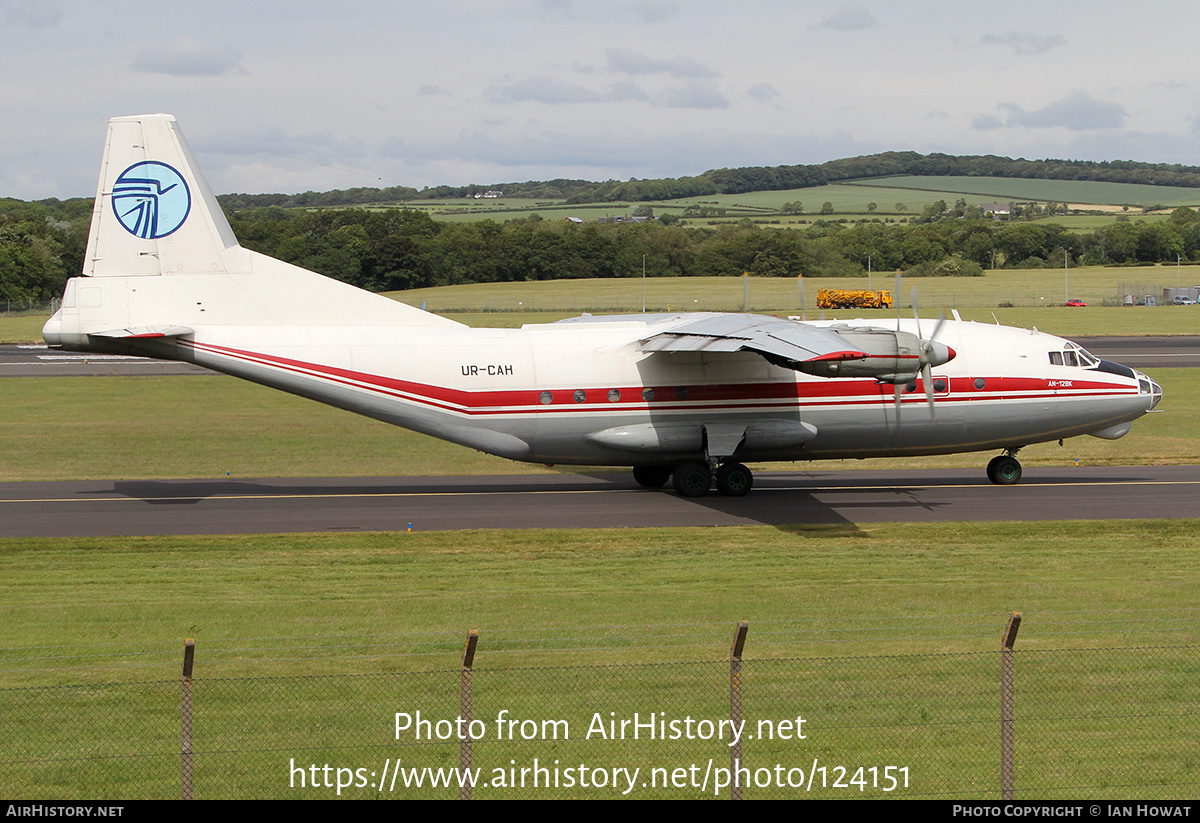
[84,114,250,278]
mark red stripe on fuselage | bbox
[179,339,1137,417]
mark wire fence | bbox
[0,298,57,317]
[2,615,1198,800]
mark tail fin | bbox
[46,114,461,348]
[85,113,250,278]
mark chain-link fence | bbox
[3,619,1198,799]
[0,298,58,317]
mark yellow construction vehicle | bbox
[816,289,893,309]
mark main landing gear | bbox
[633,462,754,498]
[986,453,1022,485]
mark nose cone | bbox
[924,340,956,368]
[42,311,63,347]
[1134,369,1163,410]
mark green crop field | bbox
[848,175,1200,209]
[364,175,1200,224]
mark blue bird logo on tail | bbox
[113,161,191,239]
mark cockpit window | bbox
[1050,349,1095,368]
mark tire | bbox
[716,462,754,497]
[672,462,712,498]
[632,465,672,488]
[987,455,1022,486]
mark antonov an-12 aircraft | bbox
[43,114,1163,497]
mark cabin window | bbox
[974,378,986,390]
[573,389,586,403]
[675,386,689,400]
[933,379,947,393]
[539,391,552,405]
[642,388,655,401]
[608,389,621,402]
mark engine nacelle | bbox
[790,326,953,381]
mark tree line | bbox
[7,197,1200,304]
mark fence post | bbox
[460,630,478,801]
[181,638,195,800]
[1000,613,1021,800]
[730,621,749,800]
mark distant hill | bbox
[215,152,1200,211]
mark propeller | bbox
[890,274,956,421]
[911,287,951,416]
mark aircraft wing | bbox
[639,314,866,365]
[89,325,194,339]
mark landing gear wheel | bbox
[715,462,753,497]
[987,455,1022,485]
[672,462,712,498]
[632,465,672,488]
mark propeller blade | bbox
[911,288,950,420]
[923,362,936,420]
[911,286,922,340]
[895,270,902,331]
[928,310,946,344]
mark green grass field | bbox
[386,269,1200,324]
[3,521,1197,798]
[3,521,1197,684]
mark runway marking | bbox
[2,478,1198,505]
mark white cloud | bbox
[130,38,244,77]
[486,76,649,105]
[655,79,729,109]
[981,31,1066,56]
[747,83,779,103]
[605,48,718,79]
[622,1,680,24]
[816,4,877,31]
[1000,90,1127,131]
[2,0,61,28]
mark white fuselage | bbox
[51,299,1158,468]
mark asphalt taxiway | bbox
[1,466,1196,538]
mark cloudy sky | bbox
[4,0,1200,200]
